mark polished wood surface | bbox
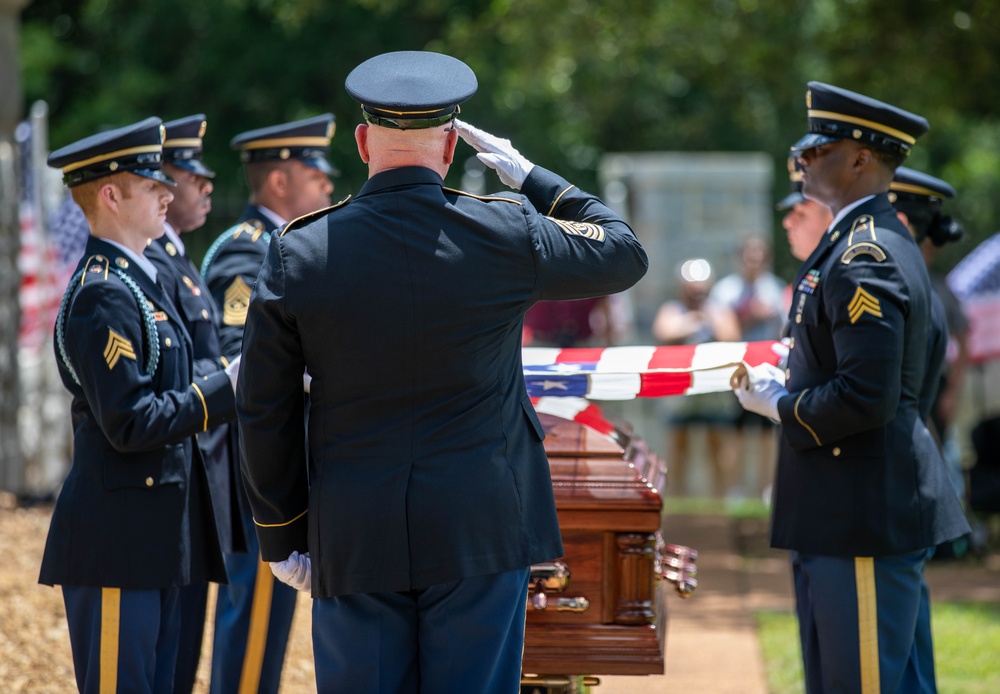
[523,408,669,676]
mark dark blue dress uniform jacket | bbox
[40,236,237,589]
[773,194,969,557]
[146,235,246,555]
[201,206,276,361]
[237,165,649,598]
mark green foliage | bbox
[756,602,1000,694]
[19,0,1000,273]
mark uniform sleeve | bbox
[65,281,236,453]
[777,252,908,451]
[204,243,268,360]
[519,166,648,300]
[236,234,310,560]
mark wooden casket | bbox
[522,404,697,682]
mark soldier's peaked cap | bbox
[791,82,929,158]
[777,155,806,211]
[890,166,955,206]
[345,51,477,130]
[47,117,175,188]
[162,114,215,178]
[230,114,336,175]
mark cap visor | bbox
[134,169,177,186]
[790,133,840,152]
[776,192,805,211]
[302,157,334,176]
[172,159,216,178]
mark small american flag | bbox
[947,232,1000,364]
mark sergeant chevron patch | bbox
[104,329,137,370]
[223,276,252,326]
[848,286,883,324]
[546,217,606,242]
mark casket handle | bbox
[655,535,699,598]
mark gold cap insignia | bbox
[109,161,119,171]
[806,89,812,109]
[223,276,252,326]
[199,120,207,138]
[104,329,137,370]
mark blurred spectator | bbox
[777,155,832,318]
[653,259,741,497]
[710,237,788,500]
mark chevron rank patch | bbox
[545,217,606,242]
[848,285,883,324]
[223,276,252,326]
[104,329,136,370]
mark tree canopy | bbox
[20,0,1000,277]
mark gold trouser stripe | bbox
[855,557,881,694]
[100,588,121,694]
[239,556,274,694]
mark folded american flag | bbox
[523,340,781,400]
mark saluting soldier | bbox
[235,51,649,693]
[143,114,244,694]
[200,114,334,694]
[734,84,970,693]
[41,118,237,693]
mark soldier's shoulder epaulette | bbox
[78,254,112,287]
[201,218,271,279]
[840,214,888,264]
[280,195,352,237]
[443,187,524,205]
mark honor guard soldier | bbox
[235,51,649,693]
[201,114,334,694]
[40,118,238,693]
[143,114,245,694]
[778,155,832,263]
[734,83,970,693]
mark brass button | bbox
[785,368,791,381]
[832,447,842,457]
[201,309,209,320]
[165,337,172,347]
[795,315,802,324]
[831,231,840,242]
[789,337,795,349]
[145,476,154,487]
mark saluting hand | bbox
[454,120,535,190]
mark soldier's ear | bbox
[853,146,873,171]
[355,124,371,164]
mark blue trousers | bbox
[210,511,297,694]
[791,549,936,693]
[312,567,530,694]
[63,585,181,694]
[173,582,208,693]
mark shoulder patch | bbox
[280,195,352,237]
[841,241,888,265]
[80,255,111,286]
[223,276,253,326]
[545,216,606,243]
[848,285,883,324]
[443,187,524,205]
[846,214,877,245]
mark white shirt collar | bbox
[256,205,287,229]
[827,194,876,234]
[162,222,186,257]
[104,238,158,282]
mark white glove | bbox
[269,550,311,592]
[454,119,535,190]
[733,362,787,422]
[224,355,241,391]
[303,369,312,394]
[771,337,791,369]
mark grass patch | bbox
[756,602,1000,694]
[662,495,771,519]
